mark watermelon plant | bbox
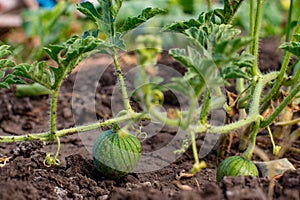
[0,0,299,181]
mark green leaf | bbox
[0,59,15,69]
[162,19,202,33]
[13,62,53,90]
[184,24,252,67]
[280,35,300,58]
[43,44,65,63]
[0,45,12,57]
[162,12,213,33]
[221,0,245,24]
[111,0,123,17]
[0,44,20,89]
[0,74,25,89]
[169,47,222,96]
[77,1,102,20]
[44,35,106,89]
[280,42,300,58]
[118,7,166,33]
[15,83,51,97]
[166,77,192,96]
[221,66,250,79]
[77,1,109,38]
[112,32,126,51]
[22,2,73,47]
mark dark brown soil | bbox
[0,38,299,200]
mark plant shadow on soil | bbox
[0,38,299,200]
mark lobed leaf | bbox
[221,0,245,24]
[0,45,12,58]
[162,19,202,33]
[0,45,20,89]
[13,62,53,90]
[0,59,15,69]
[0,74,25,89]
[169,47,222,96]
[280,35,300,58]
[221,66,250,80]
[118,7,166,33]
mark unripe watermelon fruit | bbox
[217,156,259,182]
[93,129,142,179]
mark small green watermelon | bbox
[217,156,259,182]
[93,129,142,179]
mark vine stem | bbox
[191,130,199,165]
[249,0,254,53]
[207,0,212,11]
[199,72,277,134]
[49,89,58,141]
[113,49,133,112]
[242,120,260,160]
[251,0,264,76]
[267,126,281,155]
[190,130,206,174]
[43,136,62,167]
[0,112,148,143]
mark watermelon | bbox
[93,129,142,179]
[216,156,259,182]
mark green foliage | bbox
[118,8,166,32]
[18,1,78,62]
[22,2,74,44]
[0,45,24,89]
[15,83,51,97]
[214,0,245,24]
[77,0,165,52]
[0,45,15,68]
[165,17,253,93]
[0,0,299,180]
[280,34,300,58]
[13,36,104,90]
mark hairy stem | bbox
[49,90,58,140]
[251,0,264,76]
[285,0,293,42]
[249,0,254,53]
[205,115,259,134]
[191,130,199,164]
[242,120,260,160]
[0,112,149,143]
[113,50,132,112]
[207,0,212,11]
[199,72,277,134]
[199,89,211,125]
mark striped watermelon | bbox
[93,129,142,179]
[216,156,259,182]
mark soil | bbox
[0,38,299,200]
